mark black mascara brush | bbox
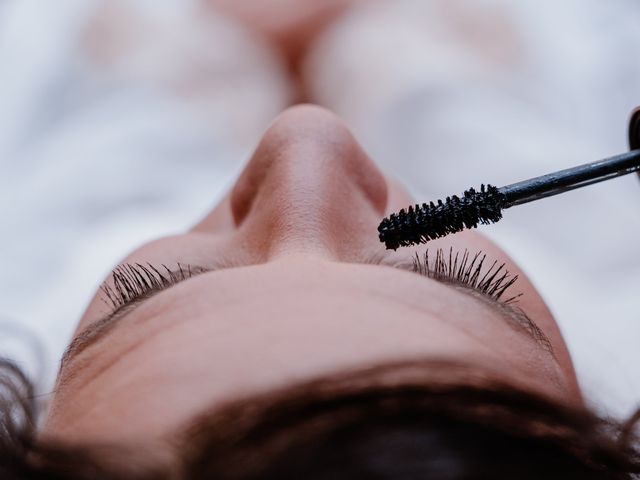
[379,108,640,250]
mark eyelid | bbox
[385,249,522,306]
[98,254,253,317]
[62,250,552,371]
[69,255,403,361]
[97,250,521,328]
[383,254,554,355]
[100,263,210,316]
[60,266,210,368]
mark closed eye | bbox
[60,249,553,371]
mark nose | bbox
[229,105,388,259]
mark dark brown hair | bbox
[1,357,639,479]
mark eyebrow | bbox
[59,259,554,371]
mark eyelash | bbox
[408,248,522,305]
[100,248,522,313]
[100,263,205,311]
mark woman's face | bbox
[44,105,581,450]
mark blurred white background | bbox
[0,0,639,419]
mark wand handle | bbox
[498,150,640,208]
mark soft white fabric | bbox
[0,0,291,384]
[0,0,638,418]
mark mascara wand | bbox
[379,108,640,250]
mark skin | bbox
[205,0,361,101]
[43,105,582,458]
[208,0,359,62]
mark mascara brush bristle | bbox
[378,184,505,250]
